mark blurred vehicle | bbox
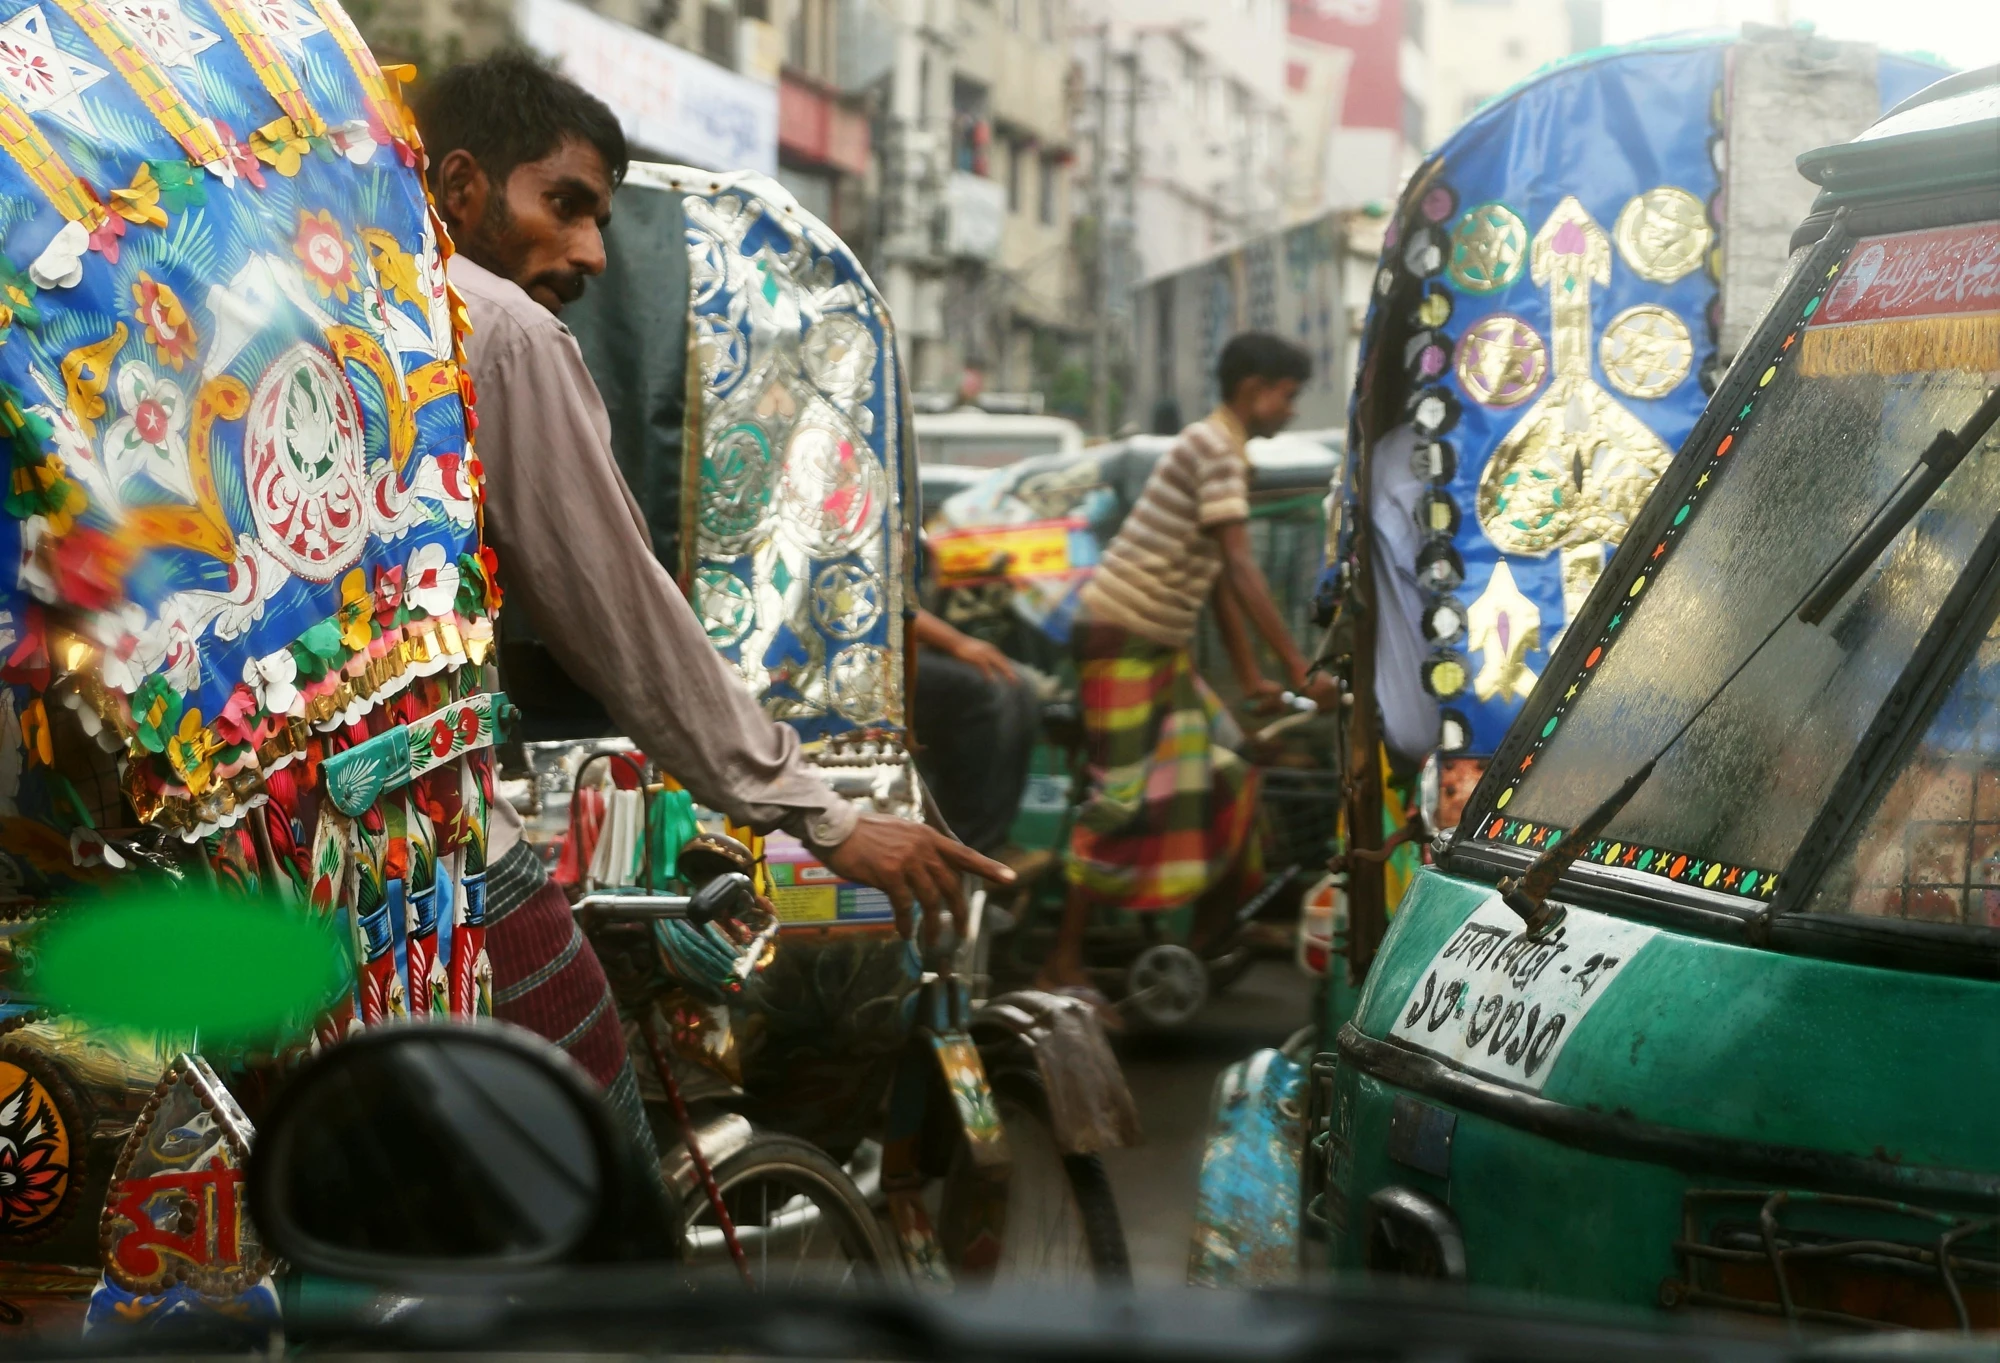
[921,464,991,525]
[914,409,1087,469]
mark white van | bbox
[913,408,1086,468]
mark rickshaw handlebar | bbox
[572,871,757,927]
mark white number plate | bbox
[1388,896,1659,1093]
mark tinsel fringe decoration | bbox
[1800,314,2000,378]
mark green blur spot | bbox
[30,889,350,1045]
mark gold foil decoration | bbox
[1447,202,1529,294]
[1599,304,1693,399]
[1613,186,1712,285]
[1465,559,1541,703]
[1455,313,1548,407]
[1475,196,1673,628]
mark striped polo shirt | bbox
[1079,407,1251,649]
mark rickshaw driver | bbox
[1040,332,1343,1006]
[411,55,1013,1135]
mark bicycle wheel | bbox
[942,1069,1129,1285]
[681,1134,899,1289]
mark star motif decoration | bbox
[104,0,219,70]
[0,6,110,136]
[243,0,324,56]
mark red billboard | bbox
[1289,0,1404,131]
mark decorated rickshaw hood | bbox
[1444,70,2000,926]
[1342,32,1946,771]
[0,0,490,853]
[566,163,915,744]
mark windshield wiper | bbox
[1500,384,2000,939]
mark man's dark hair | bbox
[1217,331,1312,400]
[414,50,629,195]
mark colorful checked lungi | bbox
[1066,621,1259,911]
[485,841,658,1162]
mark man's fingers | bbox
[884,877,915,940]
[941,838,1017,885]
[904,848,958,937]
[924,855,968,940]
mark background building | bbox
[870,0,1081,404]
[1284,0,1413,216]
[358,1,876,246]
[1063,0,1293,431]
[1420,0,1598,152]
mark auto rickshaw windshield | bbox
[1500,334,2000,902]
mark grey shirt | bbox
[452,256,858,860]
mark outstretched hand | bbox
[817,813,1017,942]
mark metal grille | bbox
[1665,1188,1999,1332]
[1812,629,2000,927]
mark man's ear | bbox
[434,148,489,235]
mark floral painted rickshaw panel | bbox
[0,0,489,881]
[668,165,910,743]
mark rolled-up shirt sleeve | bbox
[474,301,857,848]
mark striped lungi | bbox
[1066,620,1259,911]
[486,842,659,1164]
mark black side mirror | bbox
[248,1022,678,1282]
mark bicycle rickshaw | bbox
[0,0,515,1337]
[502,164,1140,1287]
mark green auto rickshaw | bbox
[1307,65,2000,1331]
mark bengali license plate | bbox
[1387,896,1659,1093]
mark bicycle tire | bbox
[681,1133,900,1289]
[944,1068,1130,1284]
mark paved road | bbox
[1097,958,1318,1287]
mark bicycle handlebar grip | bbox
[687,871,756,926]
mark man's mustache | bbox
[529,270,588,305]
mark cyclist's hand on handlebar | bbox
[1244,677,1289,715]
[817,814,1017,942]
[1303,672,1344,713]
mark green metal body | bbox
[1321,866,2000,1304]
